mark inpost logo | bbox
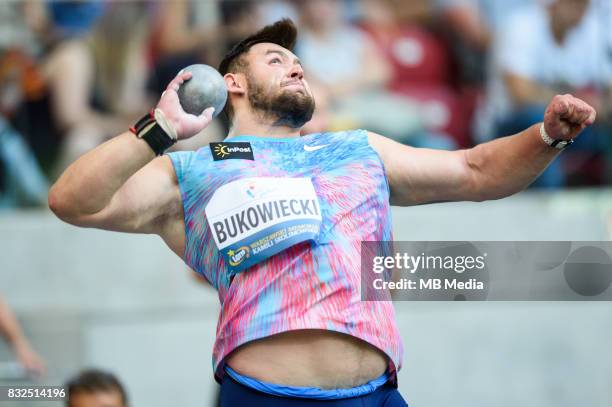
[228,246,251,266]
[210,142,254,161]
[213,144,230,158]
[213,145,251,158]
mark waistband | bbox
[224,365,390,400]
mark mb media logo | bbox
[210,142,255,161]
[228,246,251,266]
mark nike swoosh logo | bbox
[304,144,330,152]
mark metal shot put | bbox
[177,64,227,117]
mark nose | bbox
[289,64,304,80]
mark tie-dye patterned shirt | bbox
[167,129,403,384]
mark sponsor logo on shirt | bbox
[210,142,254,161]
[228,246,251,267]
[304,144,330,152]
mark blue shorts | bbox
[219,366,409,406]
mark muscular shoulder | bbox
[165,150,199,182]
[124,155,183,233]
[365,131,410,172]
[153,155,186,256]
[365,131,474,206]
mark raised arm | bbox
[369,94,596,206]
[48,72,214,249]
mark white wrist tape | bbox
[154,108,178,141]
[539,123,573,150]
[540,123,554,145]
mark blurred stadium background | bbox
[0,0,611,406]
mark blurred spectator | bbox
[294,0,454,148]
[0,1,43,56]
[2,0,610,187]
[151,0,267,75]
[0,1,50,207]
[435,0,533,83]
[437,0,491,53]
[359,0,471,147]
[585,0,612,183]
[256,0,299,27]
[295,0,389,101]
[40,1,154,174]
[66,369,128,407]
[147,0,221,96]
[482,0,611,187]
[0,116,49,208]
[0,295,46,377]
[2,2,127,175]
[147,0,247,148]
[434,0,535,153]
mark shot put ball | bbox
[177,64,227,117]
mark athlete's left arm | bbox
[368,94,596,206]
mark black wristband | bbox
[130,111,176,156]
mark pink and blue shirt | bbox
[167,129,404,384]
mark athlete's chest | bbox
[181,134,390,276]
[205,139,371,182]
[194,140,363,273]
[187,136,390,223]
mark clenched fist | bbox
[156,71,215,140]
[543,94,597,141]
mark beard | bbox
[246,73,316,129]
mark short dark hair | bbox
[219,18,298,122]
[219,18,297,76]
[66,369,128,406]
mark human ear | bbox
[224,73,246,96]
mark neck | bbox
[551,22,568,44]
[548,10,569,44]
[227,112,301,140]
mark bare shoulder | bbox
[156,154,179,182]
[69,155,183,236]
[366,131,406,161]
[154,155,183,217]
[143,155,184,232]
[365,130,417,185]
[365,131,475,206]
[154,156,187,257]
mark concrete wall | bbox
[1,189,611,406]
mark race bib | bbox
[205,177,322,274]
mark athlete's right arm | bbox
[48,72,214,236]
[48,132,175,233]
